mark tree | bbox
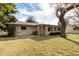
[26,16,37,23]
[65,8,79,26]
[51,3,79,38]
[8,15,17,22]
[0,3,17,36]
[0,3,17,29]
[0,3,16,15]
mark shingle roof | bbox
[6,22,59,26]
[7,22,39,26]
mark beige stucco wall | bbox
[66,25,79,34]
[15,25,37,36]
[15,24,79,36]
[15,25,61,36]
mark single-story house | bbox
[7,22,79,36]
[7,22,60,36]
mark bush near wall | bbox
[49,32,60,36]
[7,25,16,37]
[73,27,79,30]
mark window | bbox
[58,27,60,31]
[73,27,79,30]
[48,27,51,31]
[21,26,26,30]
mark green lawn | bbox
[0,34,79,56]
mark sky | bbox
[14,3,59,25]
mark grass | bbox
[0,34,79,56]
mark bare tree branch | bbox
[50,3,79,38]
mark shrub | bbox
[7,25,16,37]
[49,32,60,36]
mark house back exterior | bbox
[7,22,79,36]
[7,22,60,36]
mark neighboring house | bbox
[66,24,79,34]
[7,22,60,36]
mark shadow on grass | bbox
[30,35,60,41]
[0,35,79,47]
[0,36,28,41]
[0,35,60,41]
[65,37,79,45]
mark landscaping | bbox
[0,34,79,56]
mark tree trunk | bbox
[59,18,67,38]
[54,3,79,38]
